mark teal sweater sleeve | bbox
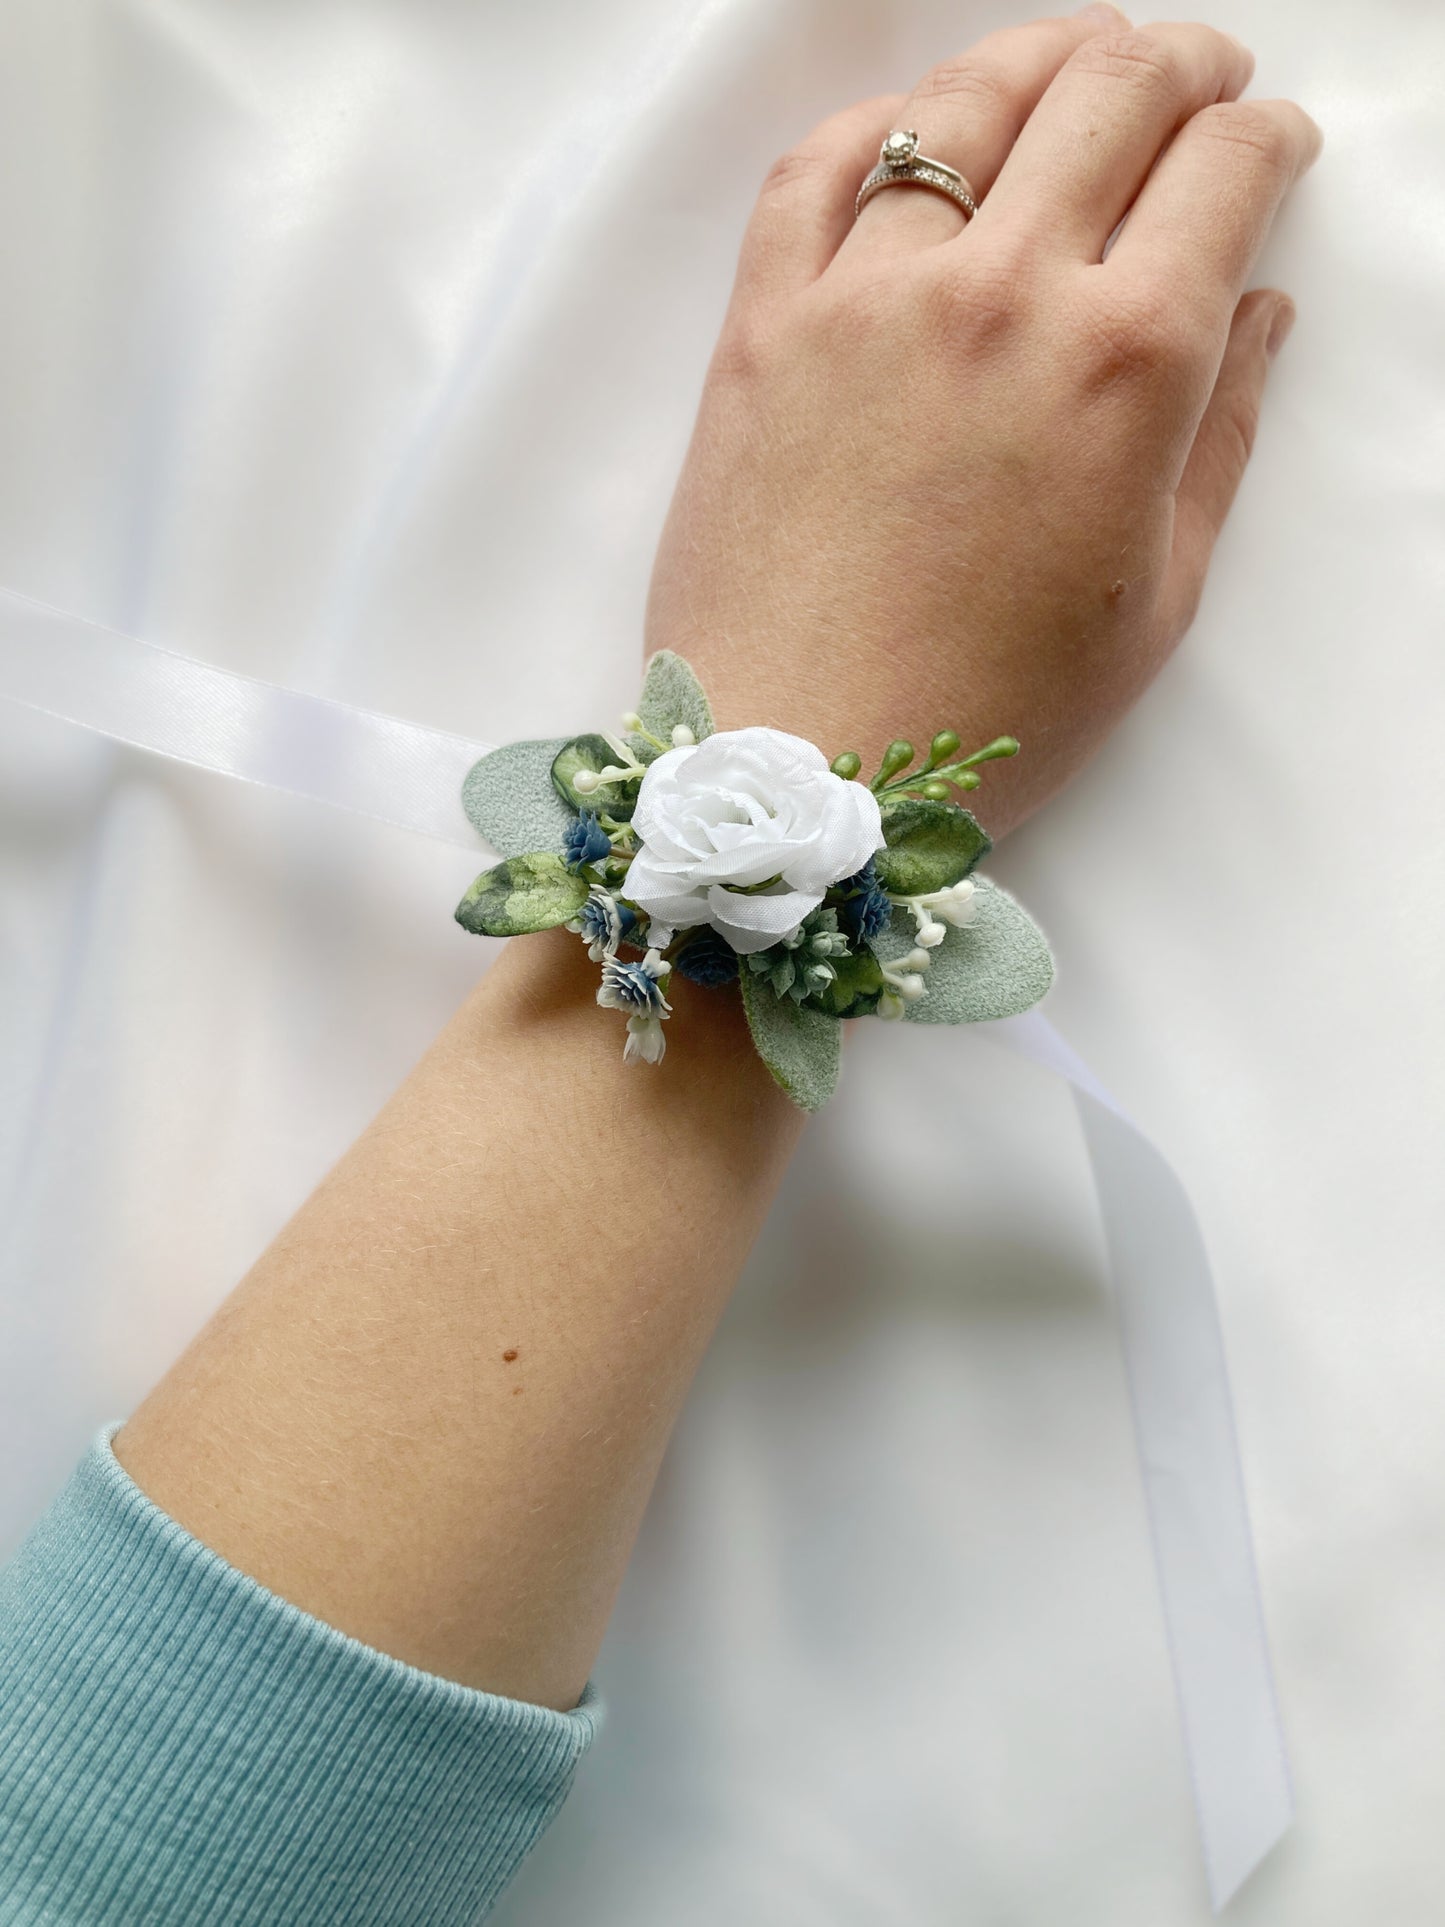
[0,1425,601,1924]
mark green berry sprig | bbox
[829,730,1019,801]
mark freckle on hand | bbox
[512,1385,523,1396]
[502,1349,519,1362]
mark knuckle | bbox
[756,140,827,201]
[911,55,1013,121]
[1067,28,1187,99]
[1076,280,1206,383]
[707,302,778,384]
[819,273,910,359]
[922,249,1034,354]
[1189,101,1295,179]
[1214,387,1262,473]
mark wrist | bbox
[645,633,1032,840]
[465,928,804,1129]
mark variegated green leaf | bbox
[455,852,590,938]
[551,734,638,821]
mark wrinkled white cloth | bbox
[0,4,1440,1924]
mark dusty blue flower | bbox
[673,929,739,988]
[597,947,673,1065]
[567,886,636,961]
[563,810,613,873]
[839,884,891,945]
[836,858,878,894]
[598,951,672,1019]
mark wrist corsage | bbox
[455,652,1052,1109]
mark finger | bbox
[1105,97,1323,333]
[978,21,1255,260]
[1156,288,1295,642]
[733,94,908,304]
[840,5,1136,263]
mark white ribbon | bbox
[0,582,1291,1909]
[0,584,485,847]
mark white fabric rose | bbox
[623,726,885,954]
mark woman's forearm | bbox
[115,925,803,1711]
[114,0,1321,1729]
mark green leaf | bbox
[740,965,842,1110]
[550,734,638,822]
[873,797,991,897]
[632,650,715,752]
[870,878,1053,1023]
[455,852,591,938]
[461,739,574,857]
[808,945,885,1018]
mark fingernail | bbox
[1266,297,1296,358]
[1074,3,1129,22]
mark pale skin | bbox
[115,9,1321,1713]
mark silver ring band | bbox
[854,129,978,223]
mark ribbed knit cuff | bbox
[0,1424,601,1924]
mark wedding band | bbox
[854,129,978,223]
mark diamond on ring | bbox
[880,129,919,168]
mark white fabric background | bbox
[0,2,1440,1921]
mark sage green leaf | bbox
[871,878,1053,1023]
[809,945,885,1018]
[873,797,991,897]
[550,734,638,822]
[633,650,715,751]
[461,739,573,857]
[740,965,842,1110]
[455,852,591,938]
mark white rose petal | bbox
[624,727,885,954]
[704,883,822,954]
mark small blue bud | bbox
[563,811,613,873]
[836,857,878,896]
[674,928,739,988]
[839,885,891,945]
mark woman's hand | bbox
[645,8,1321,833]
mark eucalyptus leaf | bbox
[455,852,591,938]
[462,739,573,858]
[632,650,715,752]
[870,878,1053,1023]
[740,966,842,1110]
[550,734,638,822]
[873,797,991,897]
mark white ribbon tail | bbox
[0,584,487,846]
[992,1010,1293,1907]
[0,582,1293,1909]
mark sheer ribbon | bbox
[0,581,1291,1909]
